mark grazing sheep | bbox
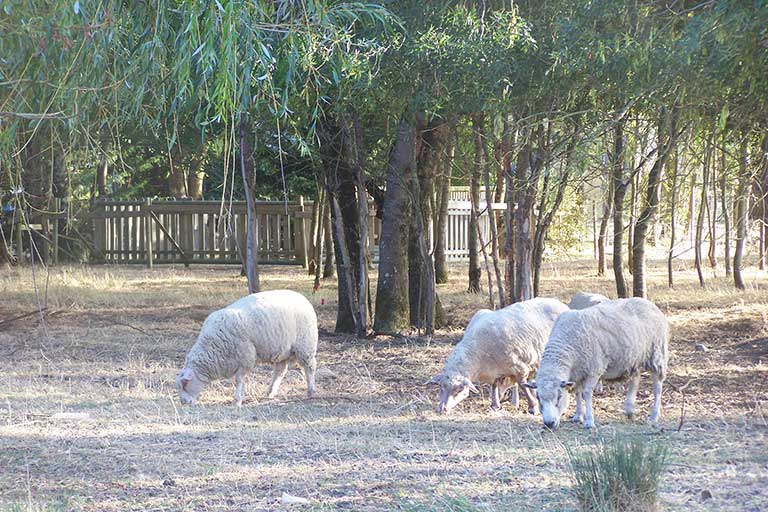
[528,297,669,429]
[568,291,610,310]
[430,298,569,415]
[176,290,318,406]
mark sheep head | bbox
[176,367,205,405]
[430,373,478,415]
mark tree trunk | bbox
[476,114,505,307]
[708,144,718,268]
[239,117,260,294]
[734,138,749,290]
[612,120,629,298]
[434,131,454,285]
[319,115,365,334]
[721,135,732,277]
[695,146,710,288]
[504,162,516,304]
[322,200,335,278]
[374,115,415,334]
[628,171,637,275]
[632,107,677,298]
[467,128,482,293]
[597,158,613,276]
[668,147,678,288]
[349,115,370,335]
[97,130,110,199]
[761,134,768,271]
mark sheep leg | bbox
[234,370,247,406]
[572,385,584,424]
[624,372,641,419]
[490,381,503,410]
[302,356,317,398]
[649,371,663,423]
[509,384,520,409]
[582,376,600,429]
[266,361,289,399]
[521,379,539,415]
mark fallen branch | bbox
[0,307,49,330]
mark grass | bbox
[0,258,766,510]
[566,434,668,512]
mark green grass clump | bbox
[399,494,487,512]
[566,433,668,512]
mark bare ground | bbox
[0,259,766,511]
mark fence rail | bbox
[91,194,507,267]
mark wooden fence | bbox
[91,196,506,266]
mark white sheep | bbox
[528,297,669,429]
[568,291,610,310]
[176,289,318,406]
[430,298,569,415]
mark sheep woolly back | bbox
[443,298,569,384]
[568,291,610,310]
[539,297,668,384]
[185,290,318,381]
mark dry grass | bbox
[0,258,766,511]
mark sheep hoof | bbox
[584,420,596,429]
[625,411,634,421]
[571,415,583,424]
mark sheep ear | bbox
[180,377,191,391]
[560,381,575,391]
[524,381,537,389]
[427,374,442,386]
[464,378,479,394]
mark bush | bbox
[566,433,668,512]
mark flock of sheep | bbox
[176,289,669,429]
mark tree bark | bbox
[761,134,768,271]
[632,106,677,298]
[708,143,718,268]
[239,117,260,294]
[374,115,415,334]
[734,137,749,290]
[612,119,629,298]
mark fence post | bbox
[295,196,309,268]
[145,198,154,269]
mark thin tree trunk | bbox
[374,116,415,334]
[349,114,370,334]
[322,201,335,278]
[632,106,677,298]
[695,134,712,288]
[434,135,453,284]
[628,171,637,274]
[734,137,749,290]
[612,120,629,298]
[476,114,505,307]
[761,134,768,271]
[514,127,544,302]
[468,122,482,293]
[721,135,732,276]
[597,160,613,276]
[239,117,260,294]
[312,187,326,291]
[308,174,324,275]
[708,144,718,268]
[97,129,110,199]
[504,162,516,304]
[668,148,678,288]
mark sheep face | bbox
[532,380,573,429]
[432,374,479,414]
[176,367,205,405]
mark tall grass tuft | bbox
[566,433,668,512]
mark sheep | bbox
[527,297,669,429]
[176,289,318,406]
[430,297,570,415]
[568,291,610,310]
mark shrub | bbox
[566,433,668,512]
